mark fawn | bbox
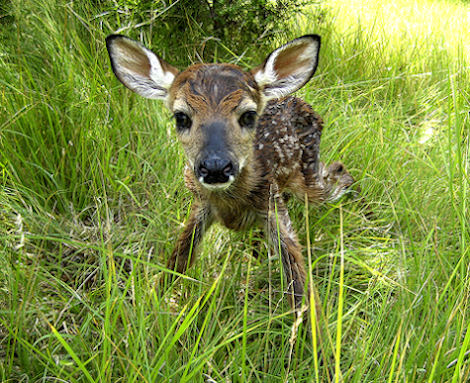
[106,34,355,310]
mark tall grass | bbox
[1,0,469,381]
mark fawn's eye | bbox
[239,111,257,129]
[174,112,192,132]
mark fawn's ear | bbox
[251,35,321,101]
[106,35,179,101]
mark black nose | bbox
[196,155,236,184]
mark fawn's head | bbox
[106,34,321,190]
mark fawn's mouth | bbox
[198,175,235,191]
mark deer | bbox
[105,34,355,314]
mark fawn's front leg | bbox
[266,195,325,345]
[166,202,213,278]
[266,196,307,309]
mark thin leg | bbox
[250,230,265,259]
[267,194,327,363]
[266,197,307,309]
[166,202,213,277]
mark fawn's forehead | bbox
[170,64,260,114]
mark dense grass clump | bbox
[1,0,469,381]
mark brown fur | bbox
[166,64,355,309]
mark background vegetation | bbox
[106,0,309,66]
[1,0,469,381]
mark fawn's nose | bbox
[196,155,237,185]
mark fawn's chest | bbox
[212,200,263,231]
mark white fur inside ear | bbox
[254,50,279,87]
[254,37,320,101]
[147,50,175,92]
[108,37,176,100]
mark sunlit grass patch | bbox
[321,0,470,68]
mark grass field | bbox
[1,0,469,381]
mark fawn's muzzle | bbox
[196,154,237,185]
[194,121,238,187]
